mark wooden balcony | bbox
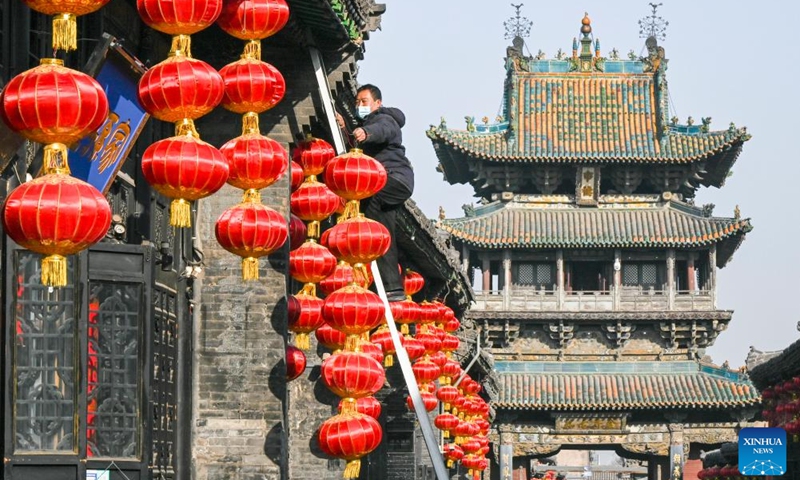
[471,287,715,312]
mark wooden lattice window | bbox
[514,262,554,288]
[622,262,663,290]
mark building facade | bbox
[427,14,760,480]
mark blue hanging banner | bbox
[69,35,149,193]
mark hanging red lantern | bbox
[359,340,384,366]
[288,214,307,251]
[292,135,335,177]
[461,455,482,477]
[412,358,441,385]
[444,316,461,333]
[3,167,111,287]
[338,396,381,420]
[321,351,385,400]
[322,284,385,345]
[137,0,223,35]
[1,59,109,146]
[389,300,421,334]
[442,359,463,381]
[323,216,391,270]
[441,334,460,356]
[435,413,460,438]
[437,385,460,410]
[137,41,223,123]
[463,378,482,396]
[141,123,229,227]
[215,191,287,280]
[289,240,337,296]
[316,323,346,351]
[474,418,491,435]
[416,331,442,356]
[443,443,464,468]
[323,149,386,219]
[402,337,426,361]
[317,412,382,479]
[290,160,304,192]
[290,178,340,238]
[22,0,111,52]
[285,345,306,381]
[287,293,324,350]
[319,261,362,296]
[371,326,402,367]
[220,59,285,113]
[404,269,425,296]
[461,438,482,455]
[417,301,442,326]
[454,421,479,444]
[406,391,438,412]
[217,0,289,58]
[221,114,287,190]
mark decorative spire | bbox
[639,2,668,41]
[504,3,532,41]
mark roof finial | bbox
[504,4,532,41]
[581,12,592,36]
[638,2,668,41]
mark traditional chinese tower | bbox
[427,10,761,480]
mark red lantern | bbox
[474,418,491,435]
[287,293,324,350]
[406,391,438,412]
[285,345,306,381]
[359,340,384,366]
[390,299,421,334]
[317,412,382,479]
[215,194,287,280]
[461,438,482,455]
[3,171,111,287]
[138,53,223,123]
[461,455,482,476]
[444,316,461,333]
[400,337,424,362]
[404,269,425,296]
[417,301,441,326]
[23,0,111,52]
[324,149,387,219]
[435,413,460,438]
[292,136,335,177]
[322,284,385,341]
[443,443,464,468]
[141,126,229,227]
[321,351,385,399]
[316,323,346,351]
[220,59,285,113]
[338,396,381,420]
[454,421,478,444]
[290,160,304,191]
[442,334,460,355]
[323,216,391,267]
[221,116,287,190]
[416,331,442,356]
[442,359,463,381]
[289,240,337,296]
[320,261,357,295]
[371,326,402,367]
[437,385,460,410]
[137,0,223,35]
[290,178,340,238]
[1,58,108,145]
[412,358,441,384]
[288,214,307,251]
[463,378,482,396]
[217,0,289,38]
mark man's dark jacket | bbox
[358,106,414,193]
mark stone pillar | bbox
[668,423,685,480]
[503,251,512,310]
[556,249,564,308]
[462,244,470,276]
[687,254,696,291]
[667,249,675,310]
[482,257,490,293]
[498,430,513,480]
[709,245,717,308]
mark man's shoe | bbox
[385,290,406,302]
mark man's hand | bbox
[335,112,345,129]
[353,127,367,142]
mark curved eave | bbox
[492,398,761,411]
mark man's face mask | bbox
[357,105,372,119]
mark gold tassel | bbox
[242,112,260,135]
[340,398,356,414]
[299,283,317,297]
[295,333,310,350]
[345,335,359,352]
[175,118,199,137]
[401,324,409,335]
[170,199,192,227]
[242,188,261,204]
[343,459,361,479]
[353,263,369,288]
[242,257,259,281]
[169,34,192,57]
[384,355,393,367]
[42,143,70,174]
[242,39,261,60]
[307,221,320,239]
[447,459,454,468]
[445,402,451,411]
[41,254,68,287]
[341,200,360,221]
[52,14,77,52]
[443,430,449,439]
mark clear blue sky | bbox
[357,0,800,367]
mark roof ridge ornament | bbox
[639,2,669,42]
[504,3,532,41]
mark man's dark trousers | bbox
[362,175,413,296]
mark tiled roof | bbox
[493,361,760,411]
[438,201,751,265]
